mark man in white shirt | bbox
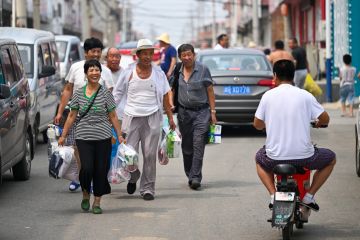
[214,34,229,50]
[54,37,114,192]
[113,39,176,201]
[253,59,336,212]
[106,47,122,86]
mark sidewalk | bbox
[322,101,357,125]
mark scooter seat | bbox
[273,164,297,175]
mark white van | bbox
[55,35,84,81]
[0,27,62,143]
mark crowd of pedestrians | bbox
[54,33,341,215]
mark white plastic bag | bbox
[117,143,139,172]
[62,157,79,182]
[107,155,130,184]
[158,137,169,165]
[58,146,75,178]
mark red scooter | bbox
[269,123,326,240]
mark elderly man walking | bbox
[172,44,217,190]
[113,39,176,200]
[106,47,122,85]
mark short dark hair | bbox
[290,37,298,44]
[274,40,284,50]
[83,37,104,52]
[84,59,102,74]
[178,44,195,57]
[263,48,271,55]
[217,34,227,43]
[273,59,295,81]
[343,54,352,65]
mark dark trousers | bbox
[76,138,112,197]
[177,107,210,182]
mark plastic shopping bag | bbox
[107,150,130,184]
[116,143,139,172]
[166,130,181,158]
[58,146,75,178]
[304,74,322,96]
[158,137,169,165]
[208,124,222,144]
[62,155,79,182]
[49,150,63,179]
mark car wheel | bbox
[356,125,360,177]
[12,133,31,181]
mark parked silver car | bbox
[0,27,62,143]
[0,38,34,181]
[55,35,84,81]
[197,48,273,125]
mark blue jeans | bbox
[340,84,354,104]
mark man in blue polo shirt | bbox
[157,33,177,79]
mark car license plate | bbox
[275,192,295,201]
[223,86,251,95]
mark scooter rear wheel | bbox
[282,223,293,240]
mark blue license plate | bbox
[223,86,251,95]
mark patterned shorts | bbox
[255,146,336,173]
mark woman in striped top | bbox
[59,59,123,214]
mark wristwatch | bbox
[210,109,216,113]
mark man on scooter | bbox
[253,59,336,212]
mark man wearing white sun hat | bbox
[113,39,176,201]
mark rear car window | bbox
[200,54,271,72]
[55,41,67,62]
[17,44,33,78]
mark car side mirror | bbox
[0,84,11,99]
[39,65,56,78]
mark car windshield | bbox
[17,44,34,78]
[55,41,68,62]
[199,54,271,72]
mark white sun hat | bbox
[131,39,157,55]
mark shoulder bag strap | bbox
[78,86,101,122]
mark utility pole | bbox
[211,0,216,47]
[0,0,3,26]
[16,0,27,27]
[33,0,40,29]
[81,0,91,40]
[252,0,259,45]
[231,0,238,46]
[325,0,332,102]
[11,0,16,27]
[122,0,127,43]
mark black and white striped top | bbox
[70,85,116,140]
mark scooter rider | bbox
[253,59,336,211]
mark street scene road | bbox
[0,108,359,240]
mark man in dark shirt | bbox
[172,44,217,190]
[288,38,309,88]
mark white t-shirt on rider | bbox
[65,60,114,91]
[255,83,324,160]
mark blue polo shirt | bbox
[160,44,177,74]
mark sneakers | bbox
[300,201,320,212]
[143,193,154,201]
[190,180,201,190]
[301,193,320,211]
[69,181,81,192]
[127,182,136,194]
